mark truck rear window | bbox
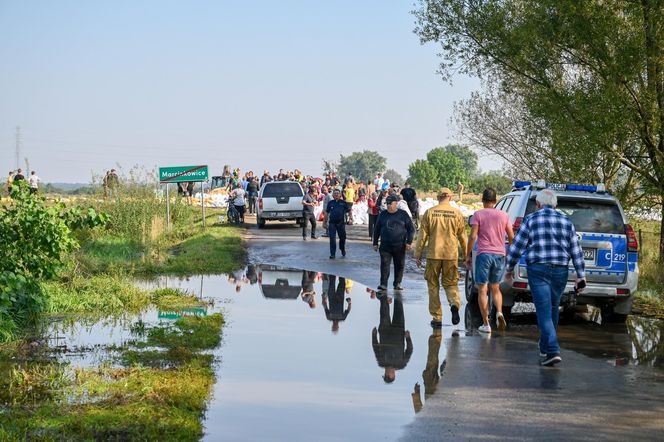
[262,183,303,198]
[525,198,624,234]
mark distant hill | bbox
[46,183,91,191]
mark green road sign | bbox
[158,307,208,319]
[159,165,208,183]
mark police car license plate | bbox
[583,248,596,261]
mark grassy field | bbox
[631,220,664,318]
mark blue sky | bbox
[0,0,496,183]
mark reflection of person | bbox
[372,295,413,383]
[245,265,258,284]
[412,329,443,413]
[414,188,468,328]
[300,270,317,309]
[322,275,352,333]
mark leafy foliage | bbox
[383,169,404,186]
[0,182,106,341]
[414,0,664,258]
[337,150,387,183]
[469,172,513,195]
[408,159,439,191]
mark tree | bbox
[469,172,513,195]
[426,147,468,188]
[444,144,478,178]
[408,159,439,192]
[321,158,338,175]
[337,150,387,183]
[383,169,404,186]
[414,0,664,260]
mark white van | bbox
[256,181,305,228]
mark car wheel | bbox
[464,270,478,303]
[257,216,266,229]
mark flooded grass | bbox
[0,289,224,441]
[77,222,244,276]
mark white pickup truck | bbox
[256,181,305,229]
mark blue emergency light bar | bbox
[511,181,606,193]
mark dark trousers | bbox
[247,195,257,214]
[328,222,346,256]
[302,212,316,238]
[368,214,378,238]
[345,202,353,223]
[379,244,406,287]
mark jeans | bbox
[527,263,569,355]
[379,244,406,287]
[328,222,346,256]
[302,212,317,238]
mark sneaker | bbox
[539,351,547,358]
[450,305,460,325]
[430,319,443,328]
[302,237,307,241]
[478,324,492,334]
[540,354,562,366]
[311,236,318,239]
[322,233,329,237]
[496,312,507,331]
[393,284,404,291]
[329,255,335,260]
[341,250,346,257]
[377,285,388,292]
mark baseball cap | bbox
[437,187,453,197]
[386,195,399,204]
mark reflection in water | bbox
[627,316,664,368]
[300,270,317,309]
[372,295,413,383]
[412,329,443,413]
[323,275,352,333]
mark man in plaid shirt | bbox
[505,189,586,366]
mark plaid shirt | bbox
[506,207,585,278]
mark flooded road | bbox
[3,217,663,440]
[150,266,664,441]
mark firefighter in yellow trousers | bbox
[414,188,467,328]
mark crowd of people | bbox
[223,171,583,368]
[5,169,41,196]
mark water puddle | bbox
[1,264,663,440]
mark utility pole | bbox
[15,126,21,170]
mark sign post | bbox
[158,165,209,229]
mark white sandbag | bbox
[351,201,369,225]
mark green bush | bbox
[0,183,106,341]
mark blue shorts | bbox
[475,253,506,284]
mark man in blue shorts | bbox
[465,188,514,333]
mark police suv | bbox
[465,181,639,323]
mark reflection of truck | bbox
[258,265,303,299]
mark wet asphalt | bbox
[242,214,664,441]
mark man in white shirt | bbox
[374,173,384,191]
[29,171,41,194]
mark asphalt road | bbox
[242,214,664,441]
